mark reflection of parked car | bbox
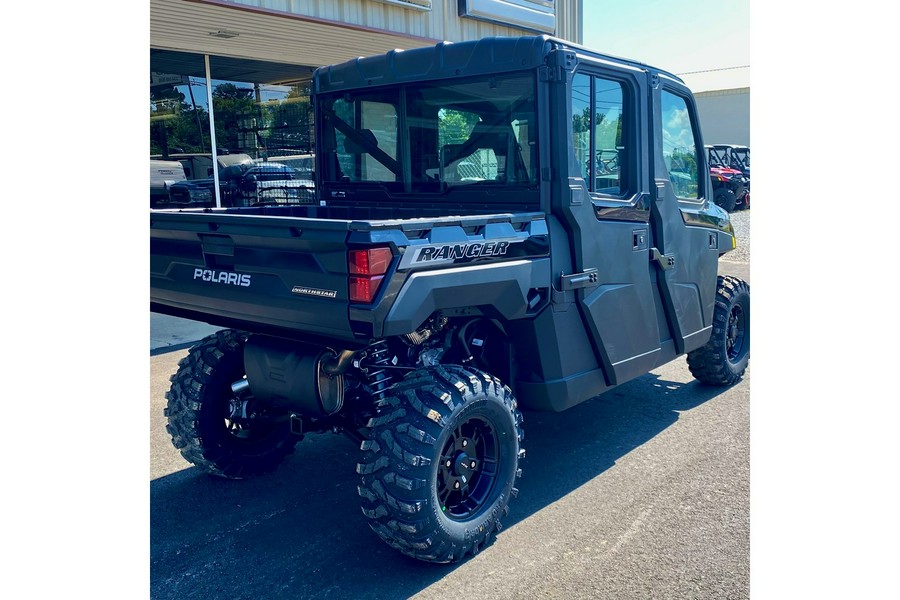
[169,158,315,207]
[155,154,245,208]
[150,152,253,181]
[242,162,316,206]
[150,153,215,181]
[150,160,194,208]
[267,154,315,180]
[593,148,621,191]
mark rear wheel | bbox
[687,276,750,385]
[164,329,298,479]
[357,365,523,563]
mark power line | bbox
[676,65,750,75]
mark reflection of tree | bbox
[263,87,313,154]
[668,147,699,198]
[438,109,480,146]
[150,84,211,156]
[670,147,697,174]
[150,82,314,158]
[210,83,255,152]
[595,112,623,150]
[571,105,592,134]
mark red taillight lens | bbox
[349,275,385,303]
[349,247,392,276]
[348,247,392,303]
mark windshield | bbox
[319,72,538,201]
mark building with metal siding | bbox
[694,88,750,147]
[151,0,582,74]
[678,67,750,148]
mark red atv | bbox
[707,145,750,211]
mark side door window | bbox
[570,72,630,198]
[572,73,592,181]
[660,90,701,200]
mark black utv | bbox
[151,35,750,564]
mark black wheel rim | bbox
[437,416,500,521]
[726,304,747,362]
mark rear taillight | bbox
[348,247,392,303]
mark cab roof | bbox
[313,35,681,94]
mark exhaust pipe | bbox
[243,335,346,416]
[322,349,358,376]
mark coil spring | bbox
[360,339,396,404]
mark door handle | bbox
[560,268,599,291]
[650,248,676,270]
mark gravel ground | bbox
[725,208,750,264]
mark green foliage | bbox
[263,92,313,154]
[594,112,620,150]
[438,109,480,147]
[150,82,314,158]
[571,105,591,134]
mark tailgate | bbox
[150,211,355,340]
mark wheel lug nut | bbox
[454,481,460,489]
[470,461,476,469]
[462,440,468,447]
[446,460,452,467]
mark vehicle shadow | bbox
[150,371,729,600]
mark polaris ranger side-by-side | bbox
[150,36,750,564]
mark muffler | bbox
[243,335,346,416]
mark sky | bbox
[581,0,749,92]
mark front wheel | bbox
[714,188,737,212]
[357,365,524,563]
[687,276,750,385]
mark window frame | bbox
[570,66,643,217]
[317,70,540,203]
[659,85,707,205]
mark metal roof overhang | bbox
[150,0,440,85]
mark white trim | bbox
[369,0,432,9]
[694,87,750,98]
[459,0,557,34]
[205,55,222,209]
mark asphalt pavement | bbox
[150,212,751,599]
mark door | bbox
[649,80,720,354]
[557,67,664,386]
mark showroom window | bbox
[150,51,315,208]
